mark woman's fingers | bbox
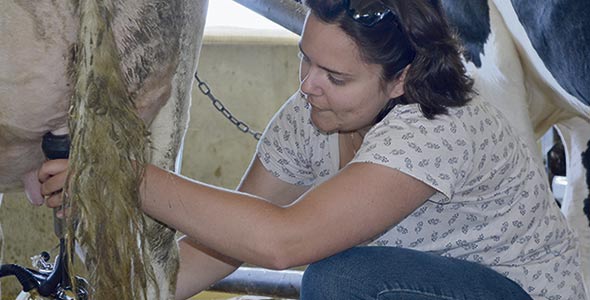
[45,191,64,208]
[40,168,68,198]
[38,159,68,183]
[38,159,69,210]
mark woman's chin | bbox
[310,116,336,134]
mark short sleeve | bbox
[351,105,472,203]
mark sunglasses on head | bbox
[344,0,392,27]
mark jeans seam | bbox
[377,289,459,300]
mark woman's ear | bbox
[387,64,411,99]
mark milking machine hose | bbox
[0,264,46,292]
[0,243,71,297]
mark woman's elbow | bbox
[262,255,295,271]
[253,235,304,270]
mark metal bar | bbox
[209,267,303,299]
[232,0,308,36]
[206,1,306,297]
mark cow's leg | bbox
[554,117,590,295]
[144,1,208,299]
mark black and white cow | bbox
[441,0,590,294]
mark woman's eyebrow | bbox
[298,42,354,78]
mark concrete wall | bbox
[183,30,300,188]
[0,31,300,297]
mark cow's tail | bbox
[66,1,157,299]
[582,140,590,226]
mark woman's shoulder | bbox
[354,99,505,199]
[368,102,467,140]
[375,98,503,137]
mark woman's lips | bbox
[306,98,325,111]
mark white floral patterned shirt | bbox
[256,92,586,300]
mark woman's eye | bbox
[328,74,345,86]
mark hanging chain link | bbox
[194,72,262,140]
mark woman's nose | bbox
[299,68,321,97]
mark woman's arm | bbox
[38,156,309,299]
[41,156,435,270]
[174,236,241,300]
[141,160,436,270]
[237,156,310,207]
[173,156,309,299]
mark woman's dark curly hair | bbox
[304,0,475,121]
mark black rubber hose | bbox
[0,264,41,292]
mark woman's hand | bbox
[38,159,69,217]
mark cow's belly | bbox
[0,0,181,196]
[1,1,206,298]
[0,1,76,193]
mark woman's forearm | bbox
[175,236,241,300]
[140,164,295,269]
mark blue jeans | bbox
[301,247,532,300]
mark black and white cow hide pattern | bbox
[441,0,590,294]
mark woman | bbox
[40,0,586,299]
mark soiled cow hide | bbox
[0,1,209,299]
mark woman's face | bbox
[299,13,404,134]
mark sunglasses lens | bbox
[347,0,391,26]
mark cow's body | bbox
[442,0,590,295]
[0,0,208,298]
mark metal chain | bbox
[194,72,262,140]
